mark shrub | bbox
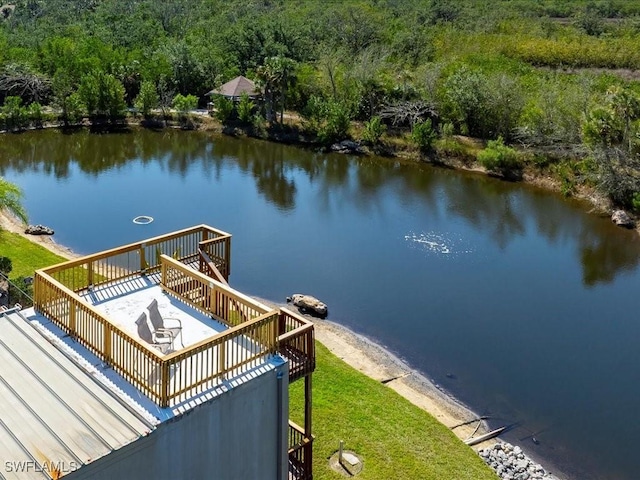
[237,93,255,124]
[1,96,28,131]
[632,192,640,213]
[412,119,438,153]
[64,93,84,126]
[441,122,454,138]
[78,72,126,120]
[362,116,386,145]
[318,101,351,144]
[303,96,351,144]
[172,93,198,113]
[27,102,43,128]
[173,93,199,128]
[251,113,267,138]
[477,136,521,174]
[7,276,33,308]
[0,256,12,275]
[135,81,159,118]
[214,96,234,124]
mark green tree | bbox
[101,74,127,119]
[582,86,640,206]
[172,93,198,127]
[172,93,198,113]
[0,177,28,224]
[78,72,126,120]
[52,69,82,127]
[27,102,43,128]
[257,56,296,123]
[134,80,159,118]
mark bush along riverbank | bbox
[2,105,635,235]
[207,110,637,234]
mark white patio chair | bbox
[147,299,185,349]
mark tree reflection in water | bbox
[0,128,638,285]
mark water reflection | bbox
[0,129,639,285]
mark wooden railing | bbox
[34,268,278,407]
[162,311,278,404]
[42,224,231,293]
[34,271,169,404]
[160,255,271,327]
[289,421,314,480]
[199,235,231,281]
[278,308,316,383]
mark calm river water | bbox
[2,129,640,479]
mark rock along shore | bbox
[479,443,561,480]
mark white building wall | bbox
[68,361,289,480]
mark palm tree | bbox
[256,56,296,123]
[0,177,28,225]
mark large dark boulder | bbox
[330,140,364,155]
[286,294,328,318]
[24,224,54,235]
[611,210,635,228]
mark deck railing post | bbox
[87,261,93,288]
[103,321,112,366]
[305,375,312,438]
[209,282,216,313]
[161,360,171,408]
[226,237,231,279]
[140,244,147,274]
[219,341,226,380]
[69,302,76,336]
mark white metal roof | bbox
[0,311,154,479]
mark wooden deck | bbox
[32,225,315,478]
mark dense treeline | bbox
[2,0,640,210]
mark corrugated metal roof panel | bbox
[0,312,154,476]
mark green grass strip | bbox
[290,343,497,479]
[0,230,66,278]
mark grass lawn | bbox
[290,342,498,480]
[0,230,66,278]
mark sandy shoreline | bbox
[249,295,493,445]
[0,212,491,444]
[0,211,81,260]
[313,319,491,441]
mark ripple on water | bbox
[403,231,473,257]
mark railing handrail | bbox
[278,323,314,343]
[279,307,314,328]
[163,309,278,362]
[160,254,271,314]
[199,235,231,247]
[42,224,230,274]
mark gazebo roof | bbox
[207,75,260,98]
